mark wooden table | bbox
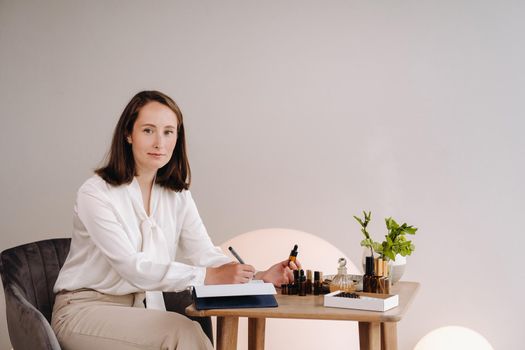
[186,281,419,350]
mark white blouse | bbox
[54,175,231,309]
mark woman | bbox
[52,90,296,350]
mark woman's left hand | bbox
[255,259,302,287]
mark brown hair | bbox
[95,90,191,191]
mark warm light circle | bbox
[414,326,493,350]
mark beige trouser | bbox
[51,290,213,350]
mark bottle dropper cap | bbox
[289,244,298,257]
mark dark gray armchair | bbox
[0,238,212,350]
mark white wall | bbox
[1,1,523,349]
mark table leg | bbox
[381,322,398,350]
[248,317,266,350]
[216,316,239,350]
[359,321,381,350]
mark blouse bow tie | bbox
[139,216,171,310]
[128,183,172,311]
[140,218,171,265]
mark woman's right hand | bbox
[204,262,256,285]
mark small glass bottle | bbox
[299,275,307,296]
[287,283,293,295]
[306,269,313,294]
[375,258,383,278]
[378,260,390,294]
[373,258,383,292]
[292,269,300,295]
[313,271,322,295]
[363,256,377,293]
[330,258,354,293]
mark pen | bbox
[228,246,245,264]
[288,244,298,267]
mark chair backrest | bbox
[1,238,214,348]
[0,238,71,323]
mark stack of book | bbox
[192,280,278,310]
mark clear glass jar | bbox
[329,258,356,292]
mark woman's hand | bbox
[255,259,302,287]
[204,262,256,285]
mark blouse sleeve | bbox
[77,187,210,290]
[175,191,232,268]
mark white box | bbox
[324,291,399,312]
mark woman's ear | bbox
[126,136,132,144]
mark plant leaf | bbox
[386,250,396,261]
[404,226,417,235]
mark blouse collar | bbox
[128,176,159,218]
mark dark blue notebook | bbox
[192,290,278,310]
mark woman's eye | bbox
[165,130,175,135]
[143,128,153,134]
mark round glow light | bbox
[414,326,493,350]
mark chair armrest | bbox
[163,290,213,343]
[4,284,61,350]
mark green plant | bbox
[353,211,418,261]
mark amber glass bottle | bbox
[299,275,307,296]
[306,270,313,294]
[313,271,322,295]
[378,260,390,294]
[363,256,377,293]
